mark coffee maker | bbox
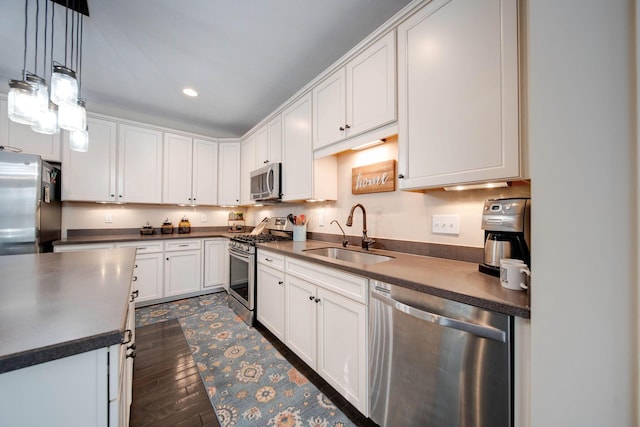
[479,198,531,277]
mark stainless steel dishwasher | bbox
[369,281,512,427]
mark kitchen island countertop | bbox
[0,248,137,374]
[257,240,530,318]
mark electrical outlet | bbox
[432,215,460,235]
[200,214,208,223]
[105,213,113,224]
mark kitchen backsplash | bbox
[62,138,530,247]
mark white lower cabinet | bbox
[316,287,367,413]
[0,289,136,427]
[164,240,202,297]
[203,239,228,291]
[56,237,228,305]
[285,275,317,367]
[115,241,164,303]
[257,262,286,341]
[256,249,369,416]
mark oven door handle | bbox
[229,249,251,261]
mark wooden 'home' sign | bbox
[352,160,396,195]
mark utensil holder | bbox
[293,225,307,242]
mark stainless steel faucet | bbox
[330,220,349,247]
[346,203,375,250]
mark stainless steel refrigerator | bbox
[0,151,61,255]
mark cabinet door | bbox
[117,124,163,203]
[217,142,240,206]
[62,117,117,202]
[257,115,283,165]
[164,250,202,297]
[267,114,282,164]
[397,0,519,189]
[193,139,218,205]
[240,134,257,205]
[346,30,396,138]
[1,97,61,162]
[317,287,367,414]
[313,68,346,150]
[132,252,164,303]
[203,239,227,290]
[162,133,193,204]
[256,126,269,166]
[282,93,313,201]
[285,275,317,368]
[257,263,285,341]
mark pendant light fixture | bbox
[32,0,59,135]
[7,0,90,147]
[8,0,37,125]
[50,0,78,106]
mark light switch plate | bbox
[200,214,208,223]
[105,213,113,224]
[432,215,460,235]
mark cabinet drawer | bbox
[257,249,285,270]
[286,257,368,304]
[54,243,114,252]
[164,239,202,252]
[115,241,163,254]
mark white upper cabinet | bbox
[117,124,163,203]
[283,93,337,202]
[163,133,218,205]
[0,98,61,162]
[397,0,520,190]
[217,142,241,206]
[240,133,257,205]
[256,114,282,166]
[313,31,396,150]
[62,116,118,202]
[192,138,219,205]
[163,133,193,204]
[282,94,312,201]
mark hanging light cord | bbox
[43,0,48,81]
[64,0,69,66]
[70,0,75,70]
[22,0,29,80]
[34,0,39,76]
[78,14,83,94]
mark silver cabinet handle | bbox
[178,244,188,247]
[265,258,273,262]
[371,290,506,342]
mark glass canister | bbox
[178,216,191,234]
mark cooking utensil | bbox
[287,213,295,225]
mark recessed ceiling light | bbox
[182,88,198,97]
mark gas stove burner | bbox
[232,233,292,244]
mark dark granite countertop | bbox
[257,240,530,318]
[0,248,137,374]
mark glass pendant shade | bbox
[69,128,89,152]
[8,79,36,125]
[58,100,85,131]
[31,102,59,135]
[26,74,49,118]
[50,64,78,105]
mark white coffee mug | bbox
[500,259,530,291]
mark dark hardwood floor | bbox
[129,320,220,427]
[129,317,376,427]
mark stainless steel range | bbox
[228,217,292,325]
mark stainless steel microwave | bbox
[250,163,282,202]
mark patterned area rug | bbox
[135,293,355,427]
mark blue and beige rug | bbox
[136,293,354,427]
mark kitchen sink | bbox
[303,247,393,265]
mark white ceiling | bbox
[0,0,413,138]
